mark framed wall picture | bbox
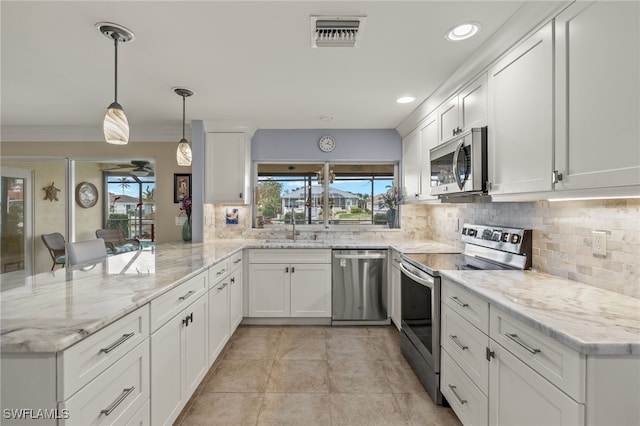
[174,173,191,203]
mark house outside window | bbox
[255,162,398,228]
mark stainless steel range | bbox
[399,223,532,405]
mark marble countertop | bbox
[4,239,638,356]
[440,270,640,356]
[0,238,458,353]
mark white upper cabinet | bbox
[438,74,487,144]
[487,23,554,195]
[554,1,640,192]
[205,132,250,204]
[402,129,422,202]
[402,112,440,202]
[419,112,439,200]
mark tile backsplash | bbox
[422,199,640,299]
[206,199,639,299]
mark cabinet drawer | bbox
[442,305,489,395]
[150,272,207,332]
[249,249,331,264]
[60,339,149,426]
[58,305,149,400]
[490,307,585,402]
[442,278,489,333]
[208,259,230,288]
[125,399,149,426]
[228,251,243,271]
[441,350,488,426]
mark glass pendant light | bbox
[173,87,195,166]
[97,22,135,145]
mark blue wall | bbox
[252,129,401,162]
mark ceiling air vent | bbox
[310,16,367,48]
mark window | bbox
[255,162,398,227]
[105,172,156,241]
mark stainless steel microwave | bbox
[429,127,487,197]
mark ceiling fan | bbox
[103,160,154,177]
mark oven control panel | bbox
[461,223,531,255]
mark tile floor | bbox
[175,325,462,426]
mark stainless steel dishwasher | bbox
[332,249,389,325]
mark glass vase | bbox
[182,216,192,242]
[386,208,397,228]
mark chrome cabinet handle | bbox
[233,258,242,264]
[217,283,228,291]
[216,268,227,276]
[285,267,289,273]
[100,333,135,354]
[449,335,468,351]
[448,385,467,405]
[291,267,295,273]
[179,290,196,301]
[449,296,469,308]
[505,333,541,354]
[100,387,135,416]
[230,277,235,284]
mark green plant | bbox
[107,213,129,238]
[378,186,402,209]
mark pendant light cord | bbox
[113,38,119,103]
[182,94,186,140]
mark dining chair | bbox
[41,232,66,271]
[66,238,108,268]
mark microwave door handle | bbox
[452,139,465,190]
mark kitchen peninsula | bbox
[2,240,639,425]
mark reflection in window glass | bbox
[256,163,397,227]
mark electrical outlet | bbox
[592,230,606,257]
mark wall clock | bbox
[76,182,98,208]
[318,135,336,152]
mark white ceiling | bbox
[2,1,539,141]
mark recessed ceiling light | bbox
[445,22,481,41]
[318,114,335,121]
[396,96,416,104]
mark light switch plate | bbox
[592,231,606,257]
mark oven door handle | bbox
[334,253,387,260]
[399,263,434,289]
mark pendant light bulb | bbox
[173,87,195,166]
[97,22,135,145]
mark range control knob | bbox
[511,234,521,244]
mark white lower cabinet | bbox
[151,292,208,426]
[441,350,488,426]
[248,249,331,318]
[488,340,584,426]
[441,278,585,426]
[61,341,149,426]
[0,306,150,426]
[442,277,640,426]
[229,263,243,331]
[208,260,231,366]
